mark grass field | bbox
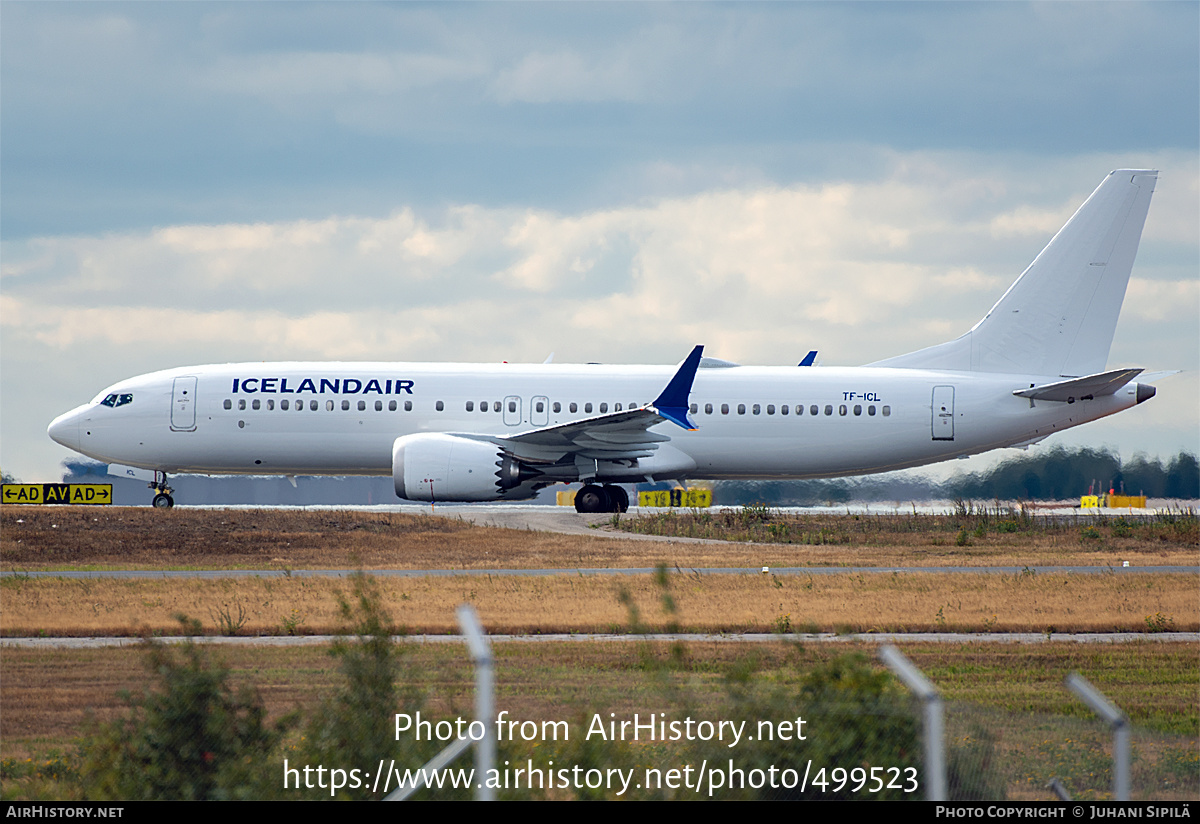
[3,505,1197,570]
[2,639,1196,799]
[0,504,1195,800]
[2,568,1196,636]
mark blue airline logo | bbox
[232,377,415,395]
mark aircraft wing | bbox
[1012,368,1143,402]
[447,345,703,464]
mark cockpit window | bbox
[99,393,134,408]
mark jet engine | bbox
[392,433,541,501]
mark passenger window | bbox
[223,399,232,410]
[466,401,474,412]
[281,400,289,411]
[358,400,366,411]
[536,401,545,413]
[267,400,275,410]
[508,400,516,413]
[721,404,729,414]
[375,400,383,411]
[824,405,833,416]
[812,405,820,416]
[737,404,746,415]
[839,405,847,416]
[868,405,876,416]
[238,399,247,411]
[404,401,412,412]
[688,403,696,414]
[341,400,350,411]
[766,404,775,415]
[436,400,445,412]
[615,403,622,412]
[705,403,713,414]
[310,400,318,411]
[252,399,261,410]
[390,400,398,412]
[553,402,561,413]
[599,403,608,413]
[882,406,891,417]
[752,404,761,415]
[781,404,788,415]
[326,400,335,411]
[492,401,500,412]
[853,404,862,416]
[584,403,592,413]
[569,402,578,413]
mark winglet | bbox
[798,350,818,367]
[651,345,703,430]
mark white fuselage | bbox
[48,360,1139,482]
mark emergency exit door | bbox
[171,376,197,431]
[931,385,955,441]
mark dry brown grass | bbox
[2,569,1195,636]
[3,506,1196,570]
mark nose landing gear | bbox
[149,471,175,508]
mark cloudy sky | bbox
[2,2,1197,485]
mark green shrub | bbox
[82,616,285,800]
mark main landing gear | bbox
[573,484,629,514]
[150,471,175,508]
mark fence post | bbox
[1065,672,1130,800]
[458,604,496,801]
[385,605,495,801]
[879,644,946,801]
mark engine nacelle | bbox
[393,433,538,502]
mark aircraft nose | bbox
[47,407,84,450]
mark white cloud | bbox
[5,157,1196,482]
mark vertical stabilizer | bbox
[871,170,1157,376]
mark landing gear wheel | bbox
[604,485,629,513]
[149,471,175,508]
[574,485,611,514]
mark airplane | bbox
[48,169,1162,513]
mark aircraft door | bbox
[503,395,522,426]
[931,385,955,441]
[531,395,549,427]
[171,376,198,431]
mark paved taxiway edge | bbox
[5,632,1197,648]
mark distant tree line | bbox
[713,447,1199,506]
[945,447,1198,501]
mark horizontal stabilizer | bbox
[1012,368,1142,402]
[1136,369,1181,383]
